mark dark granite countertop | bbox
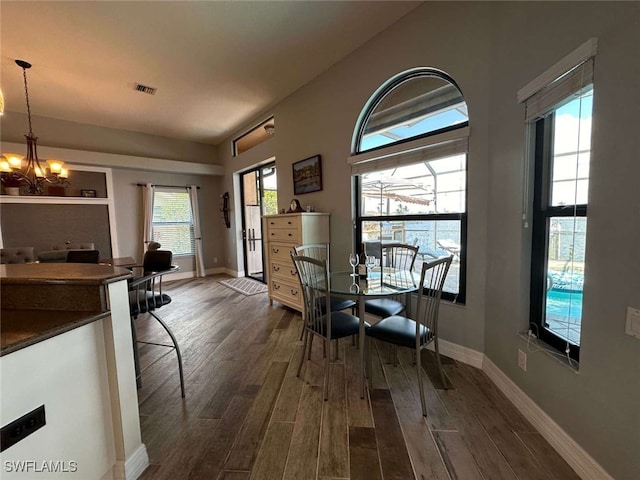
[1,309,110,356]
[0,263,132,285]
[1,263,133,356]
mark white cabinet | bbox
[263,213,330,312]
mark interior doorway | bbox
[240,162,277,282]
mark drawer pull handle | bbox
[290,270,297,276]
[288,233,292,236]
[288,221,292,225]
[291,289,298,295]
[273,248,279,253]
[274,284,281,290]
[273,265,280,272]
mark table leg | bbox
[359,296,366,399]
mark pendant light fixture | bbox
[1,59,69,195]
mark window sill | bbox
[517,331,579,373]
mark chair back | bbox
[53,242,95,251]
[381,243,418,272]
[0,247,35,264]
[66,249,100,264]
[291,254,331,339]
[415,255,453,339]
[143,250,173,274]
[294,243,329,263]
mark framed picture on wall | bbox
[292,154,322,195]
[81,189,97,198]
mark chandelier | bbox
[1,60,69,195]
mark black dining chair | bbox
[128,250,185,397]
[363,243,419,318]
[292,254,368,400]
[365,255,453,416]
[294,243,356,340]
[66,249,100,263]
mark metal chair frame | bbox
[366,255,453,416]
[129,252,184,398]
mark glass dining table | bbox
[329,268,421,397]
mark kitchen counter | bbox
[0,263,132,355]
[0,262,148,478]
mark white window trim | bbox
[347,126,469,176]
[517,37,598,103]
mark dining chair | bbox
[294,243,356,339]
[0,246,36,264]
[128,250,185,397]
[365,255,453,416]
[292,254,367,400]
[66,249,100,263]
[364,243,419,318]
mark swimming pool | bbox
[546,289,583,322]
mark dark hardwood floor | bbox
[136,275,580,480]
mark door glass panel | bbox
[241,163,277,281]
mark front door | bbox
[240,163,277,281]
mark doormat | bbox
[219,277,268,296]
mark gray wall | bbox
[110,167,223,272]
[1,111,217,163]
[216,2,639,478]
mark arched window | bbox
[349,68,469,302]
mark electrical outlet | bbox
[1,405,46,452]
[625,307,640,339]
[518,349,527,372]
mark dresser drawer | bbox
[267,227,300,242]
[270,279,302,306]
[265,216,301,230]
[268,243,296,262]
[270,260,298,282]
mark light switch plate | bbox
[625,307,640,339]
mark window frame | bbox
[151,187,195,257]
[530,111,587,363]
[351,68,469,303]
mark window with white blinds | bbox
[152,188,195,256]
[351,68,469,303]
[522,38,597,364]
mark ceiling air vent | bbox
[134,83,157,95]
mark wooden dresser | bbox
[263,213,330,312]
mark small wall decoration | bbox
[220,192,231,228]
[80,189,96,197]
[292,154,322,195]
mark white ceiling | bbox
[1,1,421,146]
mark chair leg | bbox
[309,333,315,360]
[434,338,449,390]
[298,328,309,377]
[366,337,372,382]
[299,318,305,341]
[130,316,142,389]
[416,346,427,417]
[323,338,330,401]
[150,312,185,398]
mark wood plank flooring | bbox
[136,276,580,480]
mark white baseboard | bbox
[482,357,612,480]
[428,338,484,368]
[125,444,150,480]
[205,267,240,276]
